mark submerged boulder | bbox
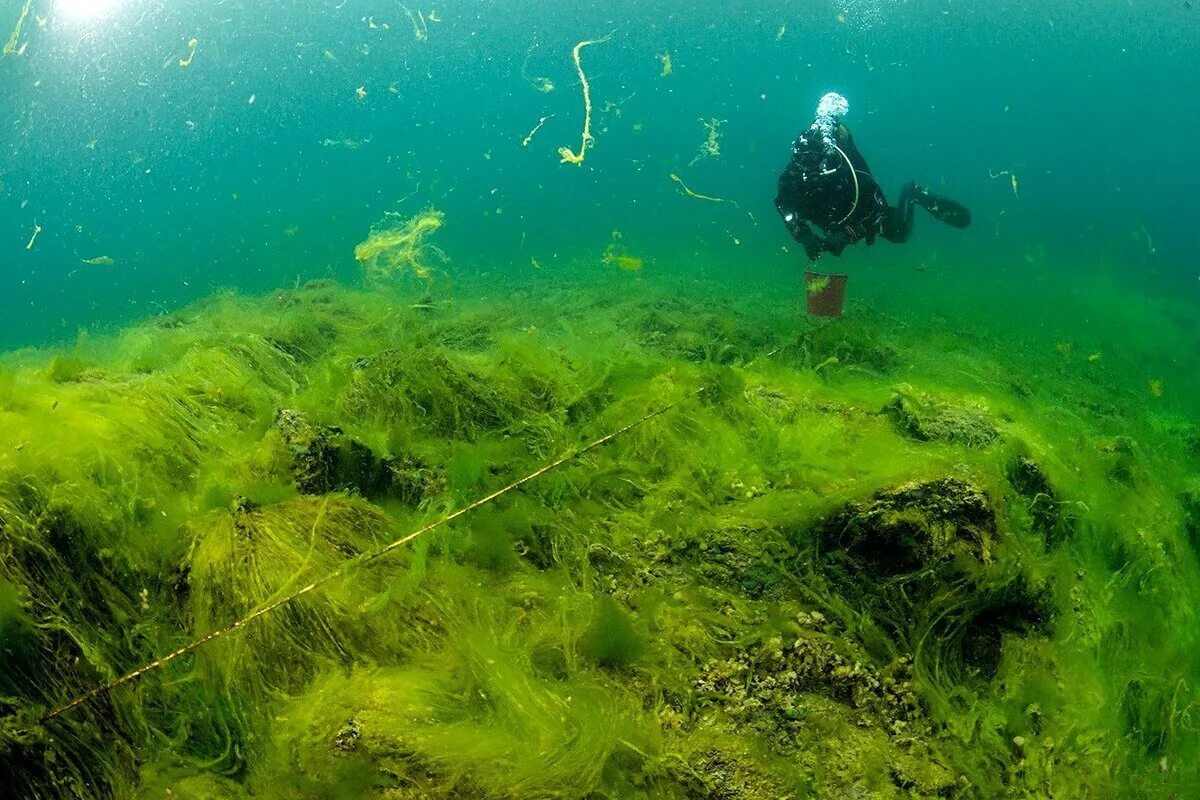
[884,388,1000,448]
[271,409,443,505]
[1093,435,1142,487]
[693,623,954,797]
[1183,482,1200,558]
[816,477,1051,684]
[818,477,997,574]
[1007,455,1074,547]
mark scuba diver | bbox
[776,92,971,262]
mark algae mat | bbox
[1,274,1198,798]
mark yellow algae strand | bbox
[604,254,643,272]
[669,173,727,203]
[25,221,41,250]
[354,208,444,282]
[401,5,428,41]
[4,0,32,56]
[601,230,643,271]
[521,42,556,93]
[522,114,553,147]
[179,38,198,67]
[558,36,610,166]
[989,167,1019,199]
[658,51,672,77]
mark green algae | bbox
[0,272,1198,798]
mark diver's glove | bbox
[804,239,823,262]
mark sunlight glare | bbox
[56,0,120,21]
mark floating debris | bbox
[321,136,370,149]
[401,5,428,41]
[989,167,1019,198]
[81,255,115,266]
[689,117,726,166]
[354,208,445,282]
[3,0,31,57]
[602,230,643,271]
[521,41,556,93]
[522,115,553,147]
[559,37,610,166]
[669,172,727,203]
[605,254,643,272]
[179,37,198,67]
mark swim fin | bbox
[912,185,971,229]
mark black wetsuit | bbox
[775,123,969,261]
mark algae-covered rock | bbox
[816,478,1052,684]
[1094,435,1141,486]
[1183,481,1200,557]
[819,477,997,572]
[669,744,802,799]
[1007,455,1074,546]
[884,388,1000,447]
[693,626,955,798]
[696,632,921,731]
[1182,425,1200,457]
[272,408,394,498]
[387,451,444,506]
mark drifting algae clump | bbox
[0,274,1199,799]
[354,208,445,282]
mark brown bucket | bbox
[805,271,848,317]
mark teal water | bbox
[2,0,1197,347]
[5,3,1200,797]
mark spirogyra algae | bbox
[354,208,445,283]
[1,271,1199,798]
